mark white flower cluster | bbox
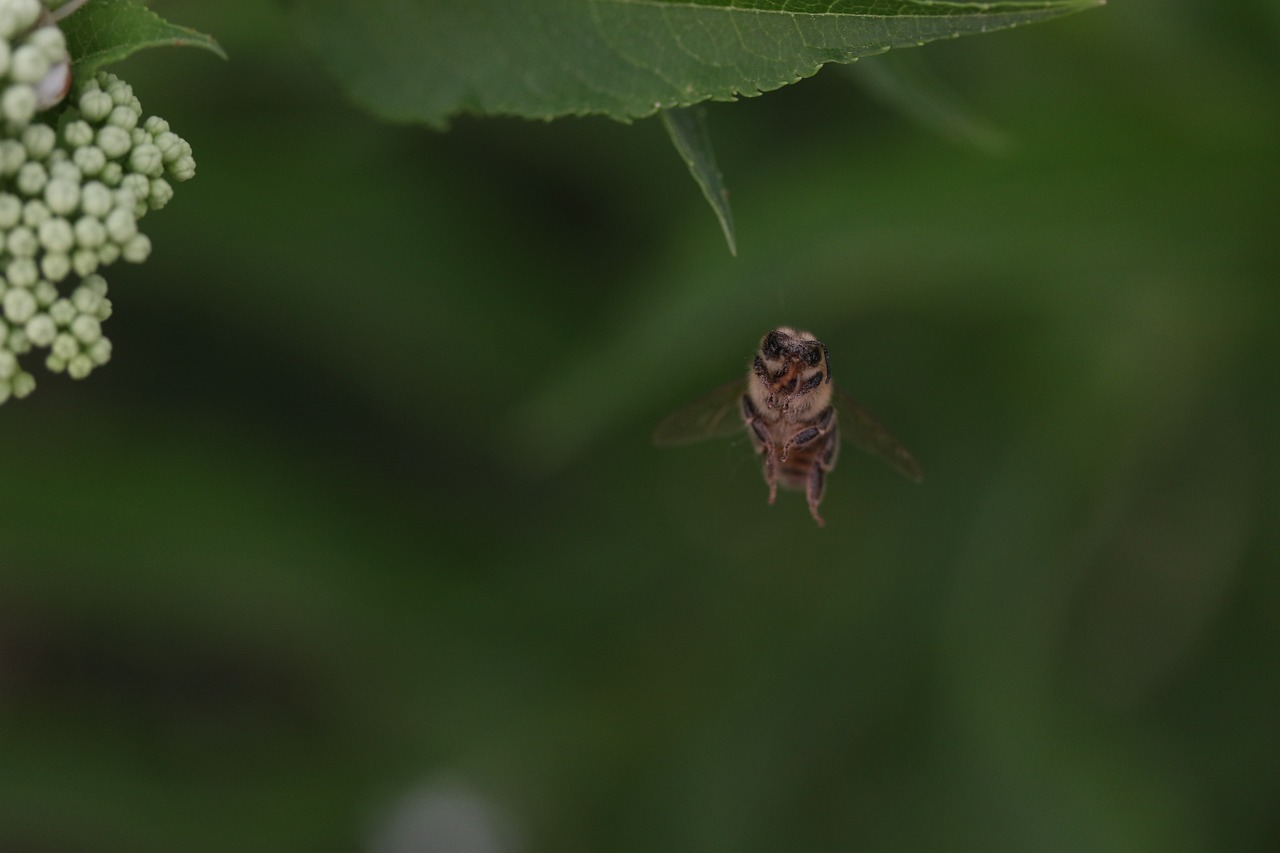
[0,0,70,130]
[0,63,196,404]
[0,272,110,401]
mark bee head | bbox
[760,327,826,367]
[754,327,832,412]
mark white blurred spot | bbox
[35,60,69,110]
[367,779,520,853]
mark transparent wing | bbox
[652,378,749,447]
[833,386,924,482]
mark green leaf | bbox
[60,0,227,83]
[661,106,736,256]
[292,0,1102,127]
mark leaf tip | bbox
[172,36,228,61]
[660,107,738,256]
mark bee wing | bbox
[833,386,923,482]
[652,378,749,447]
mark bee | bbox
[653,327,922,526]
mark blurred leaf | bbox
[61,0,226,82]
[661,106,736,256]
[845,52,1012,154]
[291,0,1103,126]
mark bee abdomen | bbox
[778,443,824,484]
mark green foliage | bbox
[291,0,1101,126]
[290,0,1100,252]
[292,0,1098,252]
[3,2,1280,853]
[60,0,225,82]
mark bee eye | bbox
[807,346,823,367]
[762,334,783,360]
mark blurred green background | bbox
[2,1,1278,851]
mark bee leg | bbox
[781,425,821,462]
[806,464,827,527]
[822,425,840,470]
[764,444,779,505]
[781,407,833,461]
[742,395,778,504]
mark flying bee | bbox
[653,327,922,526]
